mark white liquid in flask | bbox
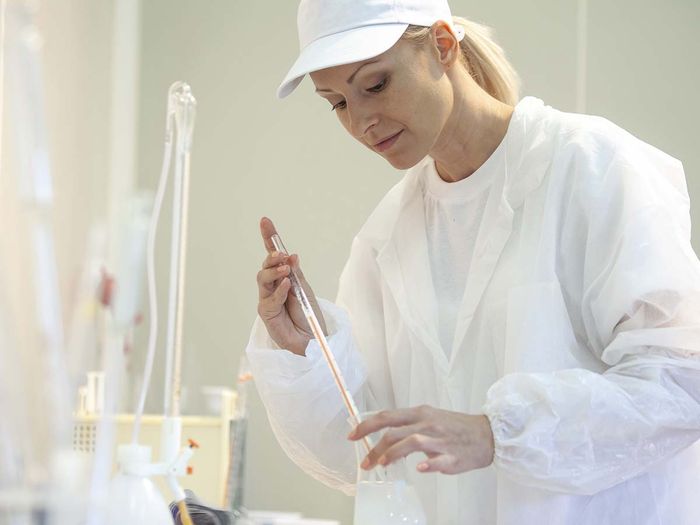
[349,411,427,525]
[354,478,427,525]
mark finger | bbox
[260,216,279,254]
[349,407,428,442]
[289,255,315,304]
[288,254,327,332]
[262,251,288,270]
[258,265,291,297]
[288,255,308,292]
[258,278,291,318]
[362,424,423,467]
[372,434,440,469]
[417,454,458,474]
[288,253,303,277]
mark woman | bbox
[246,0,700,523]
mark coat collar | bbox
[375,97,556,373]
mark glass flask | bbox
[348,413,427,525]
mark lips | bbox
[372,130,403,152]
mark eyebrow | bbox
[315,59,381,94]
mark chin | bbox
[384,151,425,170]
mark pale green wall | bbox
[134,2,700,524]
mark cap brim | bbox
[277,23,409,99]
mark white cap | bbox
[277,0,465,99]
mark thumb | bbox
[288,254,327,334]
[289,254,308,283]
[290,254,314,299]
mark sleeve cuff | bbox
[245,298,363,395]
[481,375,533,468]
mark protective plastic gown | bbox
[246,97,700,524]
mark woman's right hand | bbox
[256,217,328,356]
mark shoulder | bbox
[533,105,691,244]
[544,106,688,215]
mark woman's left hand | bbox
[348,405,495,474]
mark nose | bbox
[347,102,379,141]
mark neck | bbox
[431,88,514,183]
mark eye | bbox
[367,77,388,93]
[331,100,347,111]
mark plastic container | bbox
[106,444,173,525]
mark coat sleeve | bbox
[482,133,700,495]
[245,236,387,494]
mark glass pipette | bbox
[270,233,374,457]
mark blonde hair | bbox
[402,16,520,106]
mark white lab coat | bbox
[246,97,700,524]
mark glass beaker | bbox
[347,413,427,525]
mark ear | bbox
[430,20,461,69]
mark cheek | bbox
[412,92,449,143]
[334,112,355,139]
[397,105,439,149]
[395,80,441,129]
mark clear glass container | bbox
[348,413,427,525]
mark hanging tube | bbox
[163,82,196,418]
[130,87,176,443]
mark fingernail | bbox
[347,429,357,440]
[271,251,279,257]
[417,463,428,471]
[360,457,370,469]
[277,265,288,273]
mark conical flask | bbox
[348,413,426,525]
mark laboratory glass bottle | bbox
[348,414,427,525]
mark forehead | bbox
[309,38,415,88]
